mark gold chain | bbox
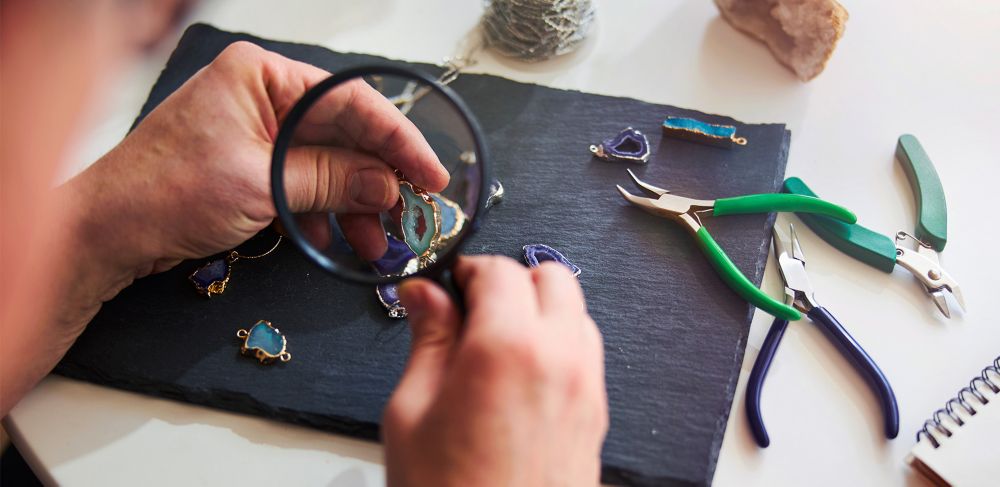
[228,236,282,263]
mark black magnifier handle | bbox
[435,267,467,316]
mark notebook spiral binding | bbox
[916,356,1000,448]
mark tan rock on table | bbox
[715,0,848,81]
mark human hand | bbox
[65,41,448,282]
[383,256,608,487]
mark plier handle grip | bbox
[617,169,857,320]
[746,225,899,447]
[781,135,965,318]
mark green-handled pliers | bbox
[616,169,857,321]
[782,135,965,318]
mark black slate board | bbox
[56,24,790,486]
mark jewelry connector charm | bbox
[236,320,291,364]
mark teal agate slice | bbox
[245,320,285,357]
[400,183,439,257]
[662,117,745,148]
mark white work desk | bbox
[7,0,999,485]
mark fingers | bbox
[282,145,399,214]
[387,278,462,431]
[531,262,587,319]
[315,78,449,192]
[295,213,332,249]
[336,213,387,261]
[453,256,539,330]
[212,42,448,191]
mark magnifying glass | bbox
[270,65,489,304]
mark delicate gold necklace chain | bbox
[228,235,282,263]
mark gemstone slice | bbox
[189,258,231,296]
[400,183,441,257]
[590,127,650,163]
[239,320,289,363]
[523,244,582,276]
[661,116,746,148]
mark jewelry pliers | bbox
[783,135,965,318]
[746,224,899,447]
[616,169,857,321]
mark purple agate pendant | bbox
[189,257,232,297]
[523,244,581,277]
[376,283,407,319]
[590,127,650,163]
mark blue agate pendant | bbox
[429,192,466,249]
[236,320,291,364]
[590,127,650,163]
[523,244,581,276]
[189,256,233,297]
[661,116,747,148]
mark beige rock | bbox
[714,0,848,81]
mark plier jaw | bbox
[893,233,966,318]
[772,224,820,312]
[615,169,714,233]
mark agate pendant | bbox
[523,244,581,276]
[189,257,232,297]
[376,283,407,319]
[661,116,747,148]
[429,192,467,249]
[399,182,441,261]
[236,320,291,364]
[590,127,650,163]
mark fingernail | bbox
[350,168,393,208]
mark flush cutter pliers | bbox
[783,135,965,318]
[616,169,857,321]
[746,224,899,447]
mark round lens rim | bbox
[270,64,489,285]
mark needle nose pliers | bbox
[616,169,857,321]
[746,224,899,447]
[782,135,965,318]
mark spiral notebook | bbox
[906,356,1000,487]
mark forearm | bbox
[0,161,156,416]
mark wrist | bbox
[57,158,159,315]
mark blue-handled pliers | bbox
[745,224,900,447]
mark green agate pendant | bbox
[236,320,291,364]
[399,182,441,262]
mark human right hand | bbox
[384,256,608,486]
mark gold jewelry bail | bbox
[733,136,748,146]
[236,329,248,338]
[279,352,292,362]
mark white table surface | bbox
[7,0,1000,485]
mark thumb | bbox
[385,278,461,430]
[282,146,399,214]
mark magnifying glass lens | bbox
[274,69,484,283]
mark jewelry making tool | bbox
[661,116,747,148]
[746,224,899,447]
[616,168,857,320]
[590,127,650,163]
[523,244,581,276]
[189,235,282,297]
[236,320,291,364]
[782,135,964,318]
